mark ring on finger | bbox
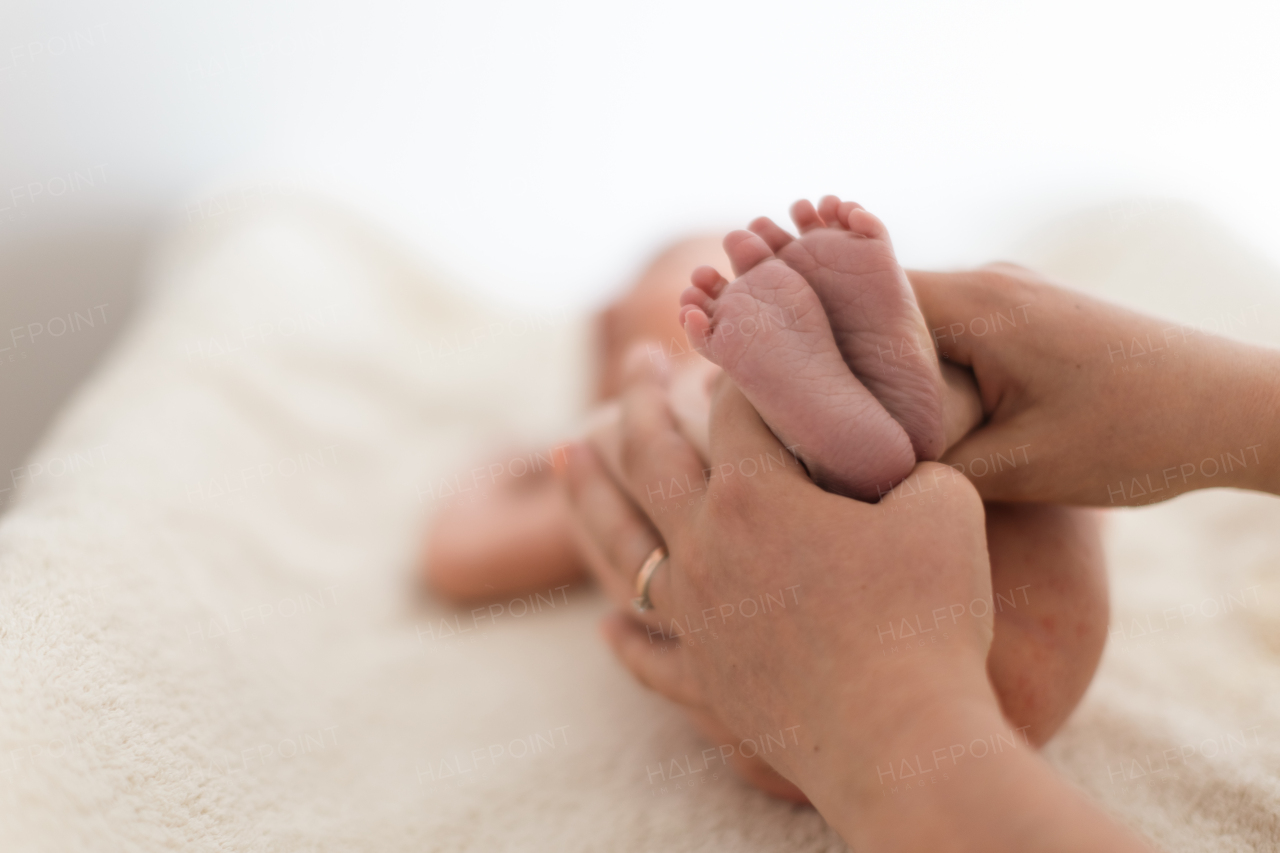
[632,546,668,613]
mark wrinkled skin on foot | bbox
[679,228,916,500]
[748,196,945,461]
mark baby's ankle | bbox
[939,361,983,451]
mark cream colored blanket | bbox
[1,195,1278,851]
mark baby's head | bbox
[595,235,728,400]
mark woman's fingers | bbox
[906,264,1044,369]
[666,359,719,463]
[562,442,666,620]
[905,268,983,367]
[568,347,706,621]
[939,360,985,449]
[583,401,625,481]
[939,425,1037,504]
[704,373,812,495]
[599,611,703,709]
[616,354,708,547]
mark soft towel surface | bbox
[1,195,1278,851]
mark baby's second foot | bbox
[679,231,915,500]
[747,197,946,460]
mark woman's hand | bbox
[566,353,1153,852]
[909,263,1280,505]
[563,356,1003,835]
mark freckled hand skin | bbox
[916,263,1280,506]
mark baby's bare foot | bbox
[679,230,915,500]
[747,197,945,461]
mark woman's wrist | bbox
[813,687,1151,852]
[790,657,1004,839]
[1096,336,1280,505]
[1193,340,1280,496]
[817,688,1011,848]
[1226,344,1280,495]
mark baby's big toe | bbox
[722,229,777,277]
[747,217,795,253]
[681,305,713,356]
[841,206,889,241]
[689,265,728,297]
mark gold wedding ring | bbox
[632,545,668,612]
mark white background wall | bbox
[2,0,1280,500]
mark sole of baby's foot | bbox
[747,197,945,461]
[679,230,916,501]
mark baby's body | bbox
[425,210,1109,800]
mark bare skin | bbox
[661,495,1106,802]
[679,223,918,500]
[682,197,944,472]
[911,263,1280,505]
[577,371,1151,852]
[756,197,945,461]
[581,266,1280,849]
[424,236,726,603]
[423,238,1109,802]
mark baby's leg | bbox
[985,503,1109,746]
[933,356,1108,744]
